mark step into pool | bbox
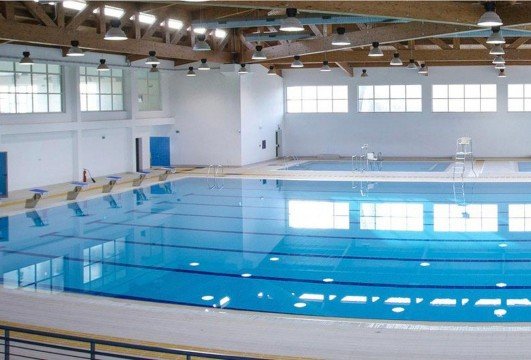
[1,178,530,322]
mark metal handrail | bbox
[0,324,264,360]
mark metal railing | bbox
[0,324,264,360]
[207,164,224,190]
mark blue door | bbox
[0,152,6,198]
[150,137,170,167]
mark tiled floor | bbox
[2,158,531,359]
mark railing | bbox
[207,164,224,177]
[0,324,263,360]
[207,164,224,189]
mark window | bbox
[286,85,348,113]
[80,67,124,111]
[433,204,498,232]
[0,61,63,114]
[508,204,531,231]
[358,85,422,113]
[3,256,64,292]
[83,238,125,284]
[137,69,161,111]
[432,84,496,112]
[288,200,349,229]
[508,84,531,112]
[360,202,423,231]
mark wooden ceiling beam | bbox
[452,37,460,50]
[244,22,475,61]
[429,38,452,50]
[56,2,65,28]
[335,62,353,77]
[22,1,56,27]
[0,19,231,63]
[507,37,529,49]
[66,3,98,30]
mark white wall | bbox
[0,44,176,193]
[283,66,531,158]
[171,70,242,166]
[240,66,284,165]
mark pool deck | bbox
[2,157,531,359]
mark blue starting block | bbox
[67,181,88,200]
[133,171,150,187]
[158,167,176,181]
[25,189,48,209]
[103,176,121,193]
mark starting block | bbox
[158,167,176,181]
[133,171,150,187]
[25,189,48,209]
[67,181,88,201]
[103,176,121,193]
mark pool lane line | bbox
[93,219,531,244]
[2,248,531,290]
[38,233,531,263]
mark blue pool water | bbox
[518,162,531,172]
[1,178,530,322]
[285,160,451,172]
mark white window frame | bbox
[79,66,124,112]
[507,84,531,112]
[358,85,422,113]
[432,84,497,112]
[0,60,63,114]
[286,85,348,113]
[137,69,162,112]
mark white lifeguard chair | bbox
[454,137,476,178]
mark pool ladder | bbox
[207,164,224,189]
[282,155,299,170]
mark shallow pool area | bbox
[285,160,451,172]
[1,177,530,323]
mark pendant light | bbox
[97,59,109,71]
[19,51,34,65]
[331,27,351,46]
[368,42,383,57]
[186,66,196,77]
[198,58,210,70]
[252,45,267,60]
[267,65,276,76]
[104,19,127,40]
[486,27,505,44]
[150,64,159,73]
[320,60,331,72]
[498,68,506,78]
[66,40,84,57]
[238,63,249,74]
[492,55,505,64]
[406,59,417,69]
[418,63,428,75]
[280,8,304,32]
[477,2,503,27]
[193,34,211,51]
[145,51,160,65]
[291,55,303,68]
[494,62,506,69]
[489,44,505,55]
[361,69,368,77]
[390,53,403,66]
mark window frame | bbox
[286,85,348,114]
[507,84,531,112]
[357,84,422,113]
[432,84,497,113]
[136,69,162,112]
[79,66,124,112]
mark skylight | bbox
[93,5,125,19]
[165,19,184,30]
[130,12,156,25]
[63,0,86,11]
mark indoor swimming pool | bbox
[285,160,451,172]
[518,162,531,172]
[1,177,530,322]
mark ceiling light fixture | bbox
[486,27,505,44]
[193,34,211,51]
[150,64,159,73]
[406,59,417,69]
[97,59,109,71]
[494,62,506,69]
[66,40,84,57]
[280,8,304,32]
[390,52,403,66]
[477,2,503,27]
[198,58,210,70]
[368,41,383,57]
[489,44,505,55]
[186,66,196,77]
[320,60,331,72]
[291,55,304,68]
[498,68,506,77]
[19,51,34,65]
[252,45,267,60]
[104,19,127,40]
[361,69,368,77]
[492,55,505,64]
[267,65,276,75]
[331,27,351,46]
[145,51,160,65]
[418,63,428,75]
[238,63,249,74]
